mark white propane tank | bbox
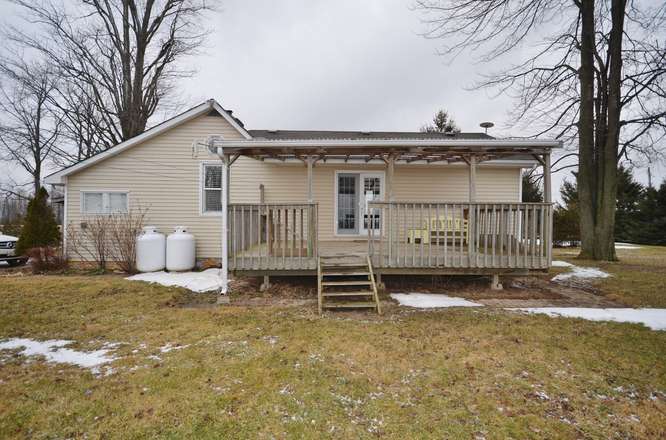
[166,226,195,271]
[136,226,166,272]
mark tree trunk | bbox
[592,0,626,261]
[577,0,598,259]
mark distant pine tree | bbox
[633,181,666,245]
[420,109,461,134]
[614,166,644,242]
[16,188,61,255]
[522,172,543,202]
[553,177,580,245]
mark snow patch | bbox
[126,268,223,293]
[615,242,641,250]
[552,266,610,281]
[508,308,666,331]
[551,260,574,267]
[0,338,116,373]
[391,293,483,308]
[159,343,190,353]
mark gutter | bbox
[213,138,563,149]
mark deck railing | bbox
[367,202,552,270]
[228,203,318,270]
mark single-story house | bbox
[46,99,560,312]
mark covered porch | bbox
[213,137,559,277]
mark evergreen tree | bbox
[614,166,644,242]
[553,178,580,244]
[420,109,461,134]
[633,181,666,245]
[522,172,543,202]
[16,188,61,255]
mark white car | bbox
[0,233,28,267]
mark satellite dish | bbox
[479,122,494,134]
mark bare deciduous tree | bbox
[10,0,216,148]
[0,58,62,194]
[416,0,666,260]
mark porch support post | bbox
[386,154,396,264]
[216,150,231,303]
[386,154,395,202]
[468,155,477,267]
[306,156,314,202]
[306,156,315,257]
[468,155,477,203]
[543,153,552,203]
[543,152,553,265]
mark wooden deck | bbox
[228,202,552,276]
[230,240,548,274]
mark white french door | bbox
[335,172,384,236]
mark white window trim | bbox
[199,161,224,216]
[80,190,130,215]
[333,170,385,237]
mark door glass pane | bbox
[363,176,381,230]
[337,174,358,234]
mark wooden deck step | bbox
[322,271,370,276]
[317,255,381,315]
[322,301,377,309]
[322,280,372,287]
[321,263,367,269]
[323,291,374,297]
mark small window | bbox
[203,164,223,213]
[82,192,128,214]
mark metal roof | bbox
[248,129,494,141]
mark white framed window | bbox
[81,191,129,214]
[202,163,223,213]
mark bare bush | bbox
[26,246,67,274]
[66,207,148,273]
[107,207,148,274]
[67,216,112,271]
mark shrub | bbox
[67,207,148,273]
[107,208,148,274]
[26,247,68,274]
[16,188,61,255]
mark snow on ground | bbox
[390,293,483,308]
[508,308,666,331]
[551,260,574,267]
[0,338,117,373]
[552,266,610,281]
[615,242,642,250]
[126,268,223,293]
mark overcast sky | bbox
[1,0,664,197]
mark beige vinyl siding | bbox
[246,163,521,243]
[66,114,245,259]
[66,112,523,260]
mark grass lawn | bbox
[1,265,665,439]
[553,244,666,307]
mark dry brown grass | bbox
[0,273,665,438]
[553,245,666,307]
